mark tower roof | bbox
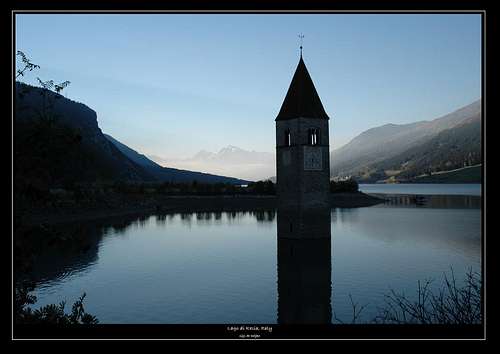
[276,56,330,121]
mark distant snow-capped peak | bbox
[218,145,244,154]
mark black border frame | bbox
[9,0,491,341]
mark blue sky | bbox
[15,14,481,159]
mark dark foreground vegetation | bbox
[16,266,481,326]
[374,269,481,324]
[15,251,99,325]
[334,268,482,325]
[16,285,98,325]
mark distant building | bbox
[275,52,331,209]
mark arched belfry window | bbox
[308,128,320,146]
[284,129,291,146]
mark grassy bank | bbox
[411,165,481,183]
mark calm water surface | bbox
[30,195,481,324]
[359,183,481,196]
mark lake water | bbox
[29,191,481,324]
[359,183,481,196]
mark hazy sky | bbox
[15,13,481,159]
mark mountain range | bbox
[14,81,248,188]
[104,135,249,184]
[15,80,481,187]
[148,145,275,182]
[330,99,481,182]
[150,100,481,183]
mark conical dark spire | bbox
[276,57,329,121]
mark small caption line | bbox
[226,325,273,339]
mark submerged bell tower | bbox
[275,47,331,210]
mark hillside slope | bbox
[412,165,481,183]
[375,114,481,181]
[15,81,155,189]
[104,134,250,184]
[15,81,249,190]
[331,100,481,182]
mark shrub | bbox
[246,180,276,195]
[15,282,98,325]
[330,178,359,193]
[334,268,481,325]
[373,268,481,324]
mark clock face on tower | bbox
[303,146,322,171]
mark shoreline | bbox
[20,192,385,227]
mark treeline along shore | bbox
[17,179,384,227]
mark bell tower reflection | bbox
[277,206,332,324]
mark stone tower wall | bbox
[276,117,330,209]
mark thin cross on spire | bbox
[298,34,304,57]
